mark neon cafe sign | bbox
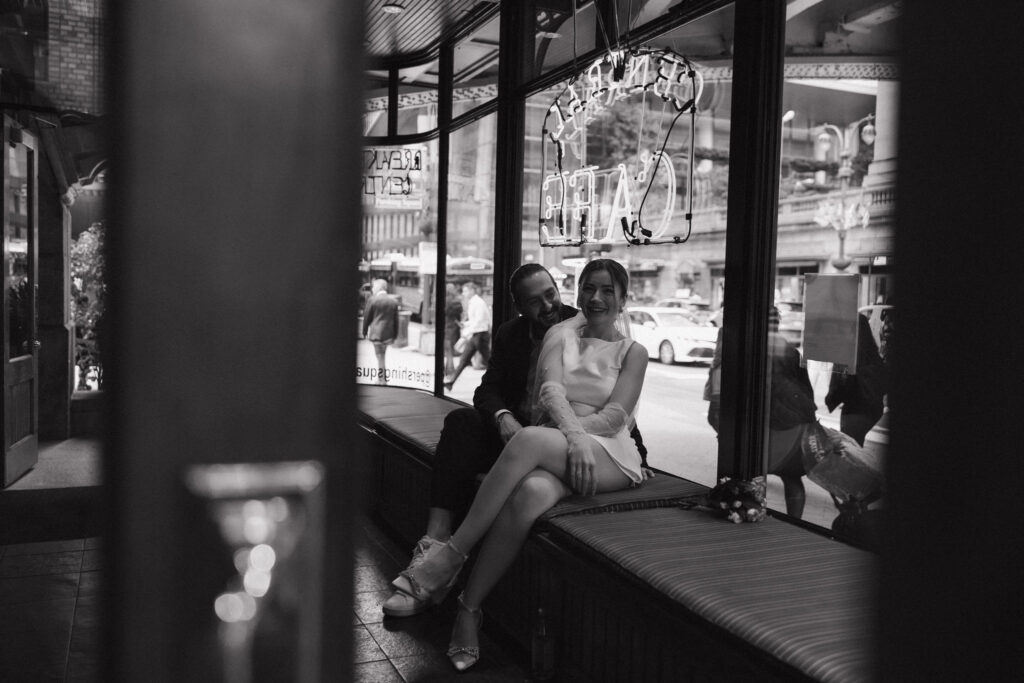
[539,48,703,248]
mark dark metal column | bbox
[434,45,453,391]
[492,0,532,324]
[717,0,786,481]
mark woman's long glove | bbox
[539,380,596,495]
[577,402,628,437]
[539,380,586,441]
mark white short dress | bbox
[554,327,644,485]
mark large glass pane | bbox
[524,6,734,486]
[533,0,700,80]
[358,140,439,388]
[397,61,439,135]
[533,1,597,78]
[764,0,899,543]
[453,14,500,118]
[6,142,31,358]
[363,64,441,137]
[442,115,497,400]
[363,71,390,136]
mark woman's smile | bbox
[578,270,624,324]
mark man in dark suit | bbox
[383,263,647,617]
[362,279,399,385]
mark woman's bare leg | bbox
[399,427,629,596]
[450,427,629,554]
[450,470,568,652]
[462,470,568,608]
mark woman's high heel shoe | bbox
[446,593,483,672]
[391,538,467,606]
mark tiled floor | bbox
[0,437,531,682]
[352,517,532,682]
[0,537,103,683]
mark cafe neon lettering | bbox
[539,48,703,247]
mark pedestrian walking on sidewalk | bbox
[362,279,399,385]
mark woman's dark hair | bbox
[578,259,629,300]
[509,262,556,304]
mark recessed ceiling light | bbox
[382,3,405,14]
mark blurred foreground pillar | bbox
[106,1,364,680]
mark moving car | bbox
[628,307,719,365]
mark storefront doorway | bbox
[2,117,39,487]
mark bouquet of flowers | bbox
[707,476,767,524]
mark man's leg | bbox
[429,407,503,530]
[447,336,479,387]
[475,331,491,367]
[372,341,388,384]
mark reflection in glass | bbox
[358,140,439,389]
[363,71,389,136]
[765,0,899,544]
[397,61,439,135]
[453,13,500,118]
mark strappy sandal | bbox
[446,593,483,672]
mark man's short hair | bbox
[509,263,555,304]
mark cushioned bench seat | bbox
[543,507,876,683]
[542,474,708,519]
[358,383,874,682]
[357,384,461,460]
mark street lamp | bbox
[813,114,876,270]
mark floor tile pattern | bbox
[0,518,532,682]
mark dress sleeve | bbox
[529,312,586,424]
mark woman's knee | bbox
[508,426,561,450]
[508,472,564,521]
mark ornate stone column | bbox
[863,79,899,188]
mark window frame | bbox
[363,0,790,501]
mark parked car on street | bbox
[654,297,716,324]
[628,307,719,365]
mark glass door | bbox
[3,116,39,487]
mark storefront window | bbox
[453,14,500,118]
[358,139,439,389]
[398,62,439,135]
[363,71,389,136]
[442,115,497,400]
[532,1,597,79]
[524,6,733,486]
[764,0,899,542]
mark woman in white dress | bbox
[388,258,648,671]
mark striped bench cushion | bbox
[357,385,463,458]
[547,507,877,683]
[542,475,707,519]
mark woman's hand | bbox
[566,433,597,496]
